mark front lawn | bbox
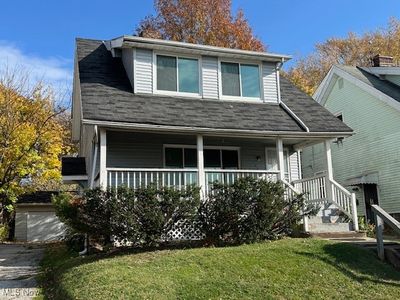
[39,239,400,299]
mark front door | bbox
[363,184,379,224]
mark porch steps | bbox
[308,222,353,233]
[311,231,366,239]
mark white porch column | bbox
[197,134,206,200]
[324,139,333,201]
[276,138,285,181]
[99,128,107,189]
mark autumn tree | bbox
[286,18,400,95]
[136,0,265,51]
[0,68,68,227]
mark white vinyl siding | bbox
[302,76,400,214]
[289,152,300,181]
[129,48,279,102]
[262,62,278,102]
[202,56,219,99]
[15,212,27,241]
[135,48,153,93]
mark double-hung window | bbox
[221,62,261,98]
[164,147,239,169]
[165,147,197,168]
[156,55,199,94]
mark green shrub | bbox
[0,224,8,242]
[198,177,310,245]
[53,185,200,247]
[64,233,85,252]
[358,216,376,238]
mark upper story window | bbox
[156,55,199,94]
[221,62,261,98]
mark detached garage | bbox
[15,192,66,242]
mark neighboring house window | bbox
[336,113,343,122]
[156,55,199,94]
[164,147,239,169]
[221,62,261,98]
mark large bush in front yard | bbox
[53,185,200,247]
[198,177,309,245]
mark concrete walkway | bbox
[0,244,44,299]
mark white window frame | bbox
[153,52,202,98]
[218,59,263,102]
[163,144,241,169]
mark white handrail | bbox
[292,173,326,183]
[372,204,400,261]
[294,173,358,230]
[281,179,300,194]
[330,178,352,196]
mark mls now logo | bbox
[1,288,40,298]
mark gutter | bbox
[90,125,98,189]
[82,119,352,138]
[274,59,309,133]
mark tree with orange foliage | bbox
[286,18,400,95]
[136,0,265,51]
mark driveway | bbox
[0,244,44,299]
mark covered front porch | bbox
[98,130,302,195]
[82,128,359,232]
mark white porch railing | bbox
[204,170,280,195]
[293,174,327,205]
[107,168,281,192]
[107,168,198,189]
[293,174,358,231]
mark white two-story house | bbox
[63,36,359,235]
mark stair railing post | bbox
[375,213,385,261]
[303,214,309,232]
[324,140,333,204]
[351,193,359,231]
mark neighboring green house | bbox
[302,55,400,222]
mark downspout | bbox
[79,125,98,256]
[276,58,310,133]
[280,102,310,132]
[90,125,99,189]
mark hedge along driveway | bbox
[39,238,400,299]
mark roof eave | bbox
[81,118,353,139]
[109,35,291,62]
[315,65,400,113]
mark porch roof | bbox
[76,39,352,135]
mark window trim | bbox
[163,144,241,169]
[334,112,344,122]
[218,59,263,102]
[153,52,202,97]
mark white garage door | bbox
[27,212,66,242]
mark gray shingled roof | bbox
[76,38,352,134]
[336,65,400,103]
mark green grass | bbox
[39,238,400,299]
